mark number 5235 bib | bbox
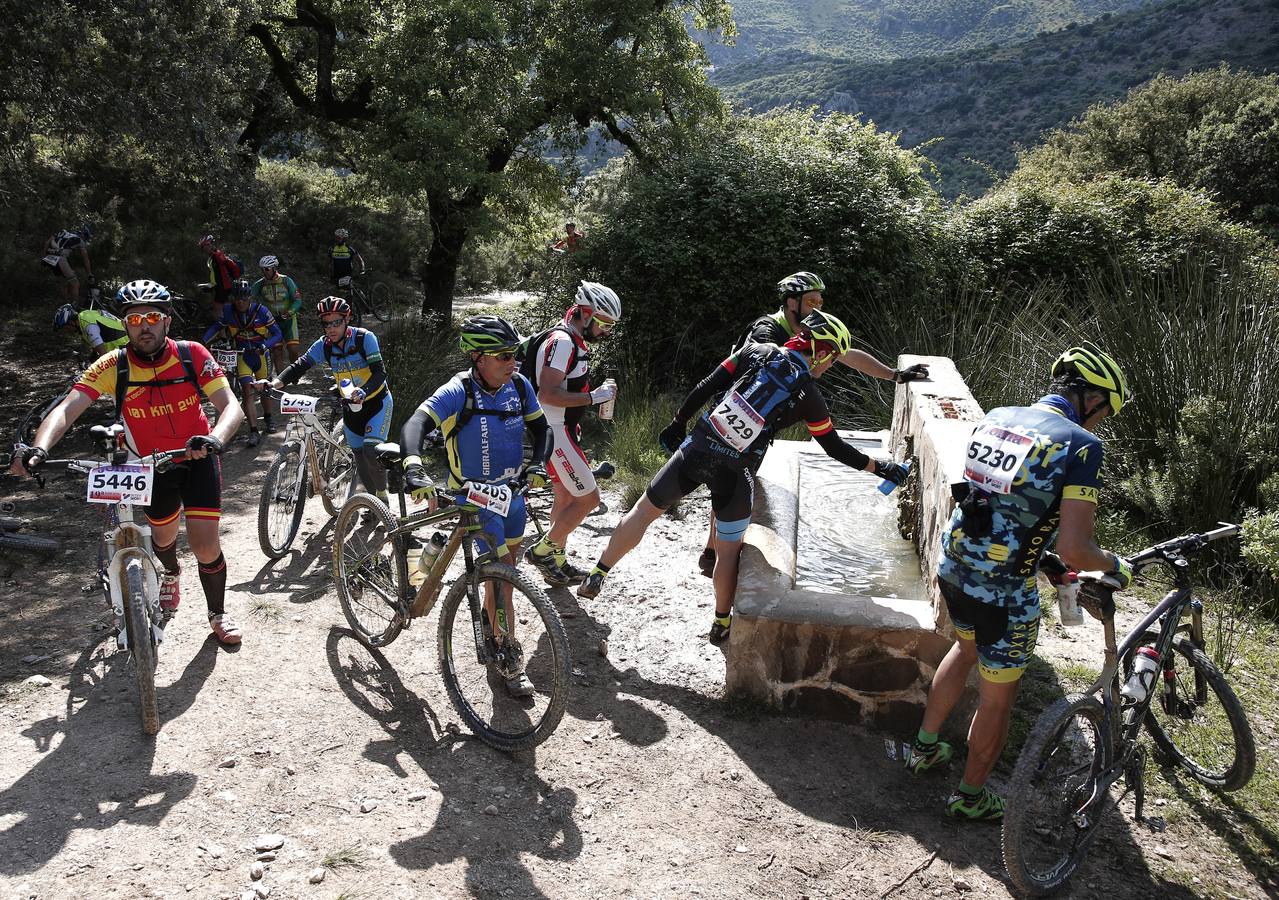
[964,423,1033,494]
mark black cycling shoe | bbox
[558,560,589,586]
[697,547,716,578]
[524,546,573,586]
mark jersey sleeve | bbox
[251,278,265,301]
[1062,433,1104,504]
[541,331,575,374]
[74,350,122,400]
[189,342,231,398]
[423,378,466,431]
[796,387,834,437]
[286,277,302,308]
[304,338,328,365]
[516,374,543,420]
[361,329,384,363]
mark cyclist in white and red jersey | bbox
[522,281,620,586]
[14,280,247,645]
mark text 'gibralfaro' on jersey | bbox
[74,339,230,456]
[422,372,543,488]
[938,396,1104,603]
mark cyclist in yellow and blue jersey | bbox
[329,228,365,287]
[906,343,1134,823]
[54,304,127,357]
[202,281,282,447]
[398,315,551,698]
[269,297,392,501]
[252,254,303,367]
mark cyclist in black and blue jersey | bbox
[202,281,282,447]
[398,315,552,697]
[905,343,1133,822]
[268,297,393,501]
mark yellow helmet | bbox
[1051,342,1130,414]
[799,309,852,358]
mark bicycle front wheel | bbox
[0,528,61,553]
[1003,693,1110,897]
[1140,635,1256,791]
[333,493,407,648]
[437,562,570,751]
[318,425,357,518]
[369,281,393,321]
[123,557,160,735]
[258,442,308,559]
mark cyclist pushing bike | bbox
[252,254,303,367]
[398,315,552,697]
[12,279,247,644]
[266,297,393,504]
[202,280,282,447]
[905,343,1133,822]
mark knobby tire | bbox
[369,282,393,321]
[319,425,356,518]
[333,493,407,648]
[258,442,307,559]
[123,557,160,735]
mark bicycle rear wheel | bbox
[0,528,61,553]
[1139,635,1256,791]
[318,425,357,518]
[333,493,407,648]
[258,442,308,559]
[1003,693,1110,897]
[437,562,570,751]
[123,557,160,735]
[369,281,393,321]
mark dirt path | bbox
[1,319,1274,899]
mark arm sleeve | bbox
[262,313,283,349]
[286,277,303,313]
[812,430,871,470]
[201,321,222,344]
[526,414,551,465]
[672,358,738,424]
[277,355,316,386]
[361,359,386,396]
[400,407,435,457]
[800,389,871,470]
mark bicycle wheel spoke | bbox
[335,496,407,647]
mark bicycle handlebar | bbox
[1129,522,1240,572]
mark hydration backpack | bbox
[443,373,535,441]
[112,341,202,414]
[516,324,583,393]
[704,344,810,458]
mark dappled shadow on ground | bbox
[324,628,583,899]
[1169,773,1279,894]
[230,518,335,603]
[0,634,218,876]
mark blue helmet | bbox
[53,304,78,330]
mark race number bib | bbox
[337,275,352,287]
[463,481,513,516]
[41,253,62,268]
[964,423,1034,495]
[708,391,765,452]
[86,463,154,505]
[214,349,239,370]
[279,393,318,416]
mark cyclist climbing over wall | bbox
[577,310,908,645]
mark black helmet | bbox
[459,315,520,353]
[777,271,825,298]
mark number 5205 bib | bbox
[964,423,1034,494]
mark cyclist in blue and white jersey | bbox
[398,315,552,697]
[41,224,94,304]
[268,297,392,500]
[905,343,1133,822]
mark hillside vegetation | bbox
[715,0,1279,195]
[703,0,1147,66]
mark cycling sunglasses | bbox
[592,314,617,332]
[123,311,166,327]
[482,350,518,362]
[320,317,347,328]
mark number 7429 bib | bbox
[963,423,1034,495]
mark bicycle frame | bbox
[277,396,351,503]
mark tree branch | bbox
[600,110,647,163]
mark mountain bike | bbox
[27,424,217,735]
[1002,523,1255,897]
[331,442,570,751]
[338,272,392,324]
[13,351,102,447]
[256,387,356,559]
[206,340,244,403]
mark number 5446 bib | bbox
[964,423,1034,494]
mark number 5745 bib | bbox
[964,423,1034,495]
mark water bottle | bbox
[1056,572,1083,626]
[416,531,448,576]
[1121,646,1162,702]
[597,378,617,421]
[878,460,911,495]
[339,377,363,412]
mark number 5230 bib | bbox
[964,423,1033,495]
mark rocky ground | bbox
[1,316,1275,900]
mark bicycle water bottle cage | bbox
[952,482,993,537]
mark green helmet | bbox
[459,315,521,353]
[799,309,852,357]
[1051,342,1130,414]
[777,271,826,298]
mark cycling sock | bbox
[198,554,228,616]
[958,780,983,798]
[915,728,939,753]
[532,535,560,558]
[590,562,611,578]
[154,538,180,576]
[713,613,731,627]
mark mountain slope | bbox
[714,0,1279,196]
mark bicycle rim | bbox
[258,443,307,559]
[437,562,570,751]
[124,558,160,735]
[370,282,393,321]
[1003,694,1109,896]
[1141,636,1256,791]
[320,426,356,518]
[333,493,407,648]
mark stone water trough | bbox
[725,356,984,731]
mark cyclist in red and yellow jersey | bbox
[14,280,247,645]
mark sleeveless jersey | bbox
[532,326,591,428]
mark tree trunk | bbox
[419,192,473,321]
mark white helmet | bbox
[575,281,622,321]
[259,254,279,269]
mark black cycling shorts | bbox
[645,447,754,523]
[146,453,222,527]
